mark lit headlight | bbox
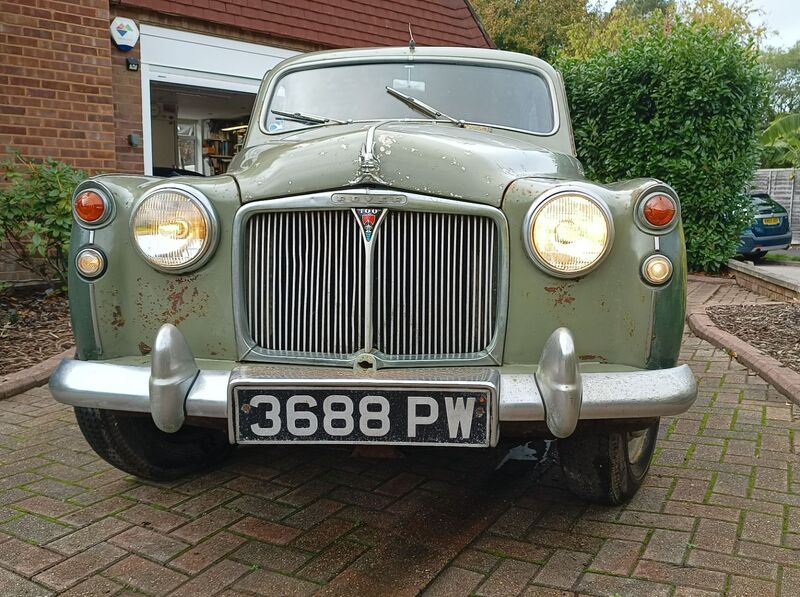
[524,190,613,277]
[131,188,218,272]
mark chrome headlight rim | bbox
[130,184,220,274]
[522,186,615,279]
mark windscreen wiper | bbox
[385,87,465,127]
[271,109,348,125]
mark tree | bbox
[560,0,765,60]
[680,0,764,42]
[616,0,674,16]
[762,42,800,116]
[470,0,593,61]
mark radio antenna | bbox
[408,24,416,51]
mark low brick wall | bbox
[727,259,800,302]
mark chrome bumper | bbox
[50,325,697,440]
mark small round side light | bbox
[642,194,676,228]
[75,247,106,279]
[74,190,108,224]
[642,254,673,285]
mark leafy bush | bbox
[0,153,86,287]
[761,113,800,169]
[558,22,769,271]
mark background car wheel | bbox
[742,250,767,261]
[557,419,659,505]
[74,407,234,481]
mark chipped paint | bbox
[232,121,583,208]
[579,354,608,363]
[543,283,576,307]
[111,305,125,330]
[134,275,210,329]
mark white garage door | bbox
[139,25,299,174]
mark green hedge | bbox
[558,23,769,272]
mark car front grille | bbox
[245,210,366,355]
[243,208,499,360]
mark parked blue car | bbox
[737,193,793,259]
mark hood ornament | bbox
[350,123,387,185]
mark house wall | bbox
[0,0,117,172]
[751,169,799,244]
[0,0,118,283]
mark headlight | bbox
[524,190,613,277]
[131,187,218,272]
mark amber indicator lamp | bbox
[74,191,107,224]
[642,194,676,228]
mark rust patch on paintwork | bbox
[579,354,608,363]
[138,342,151,356]
[544,283,576,307]
[624,315,637,337]
[111,306,125,330]
[136,274,209,328]
[167,286,189,313]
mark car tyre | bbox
[74,407,234,481]
[557,419,659,505]
[742,250,767,261]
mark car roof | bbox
[266,46,560,80]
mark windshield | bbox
[264,62,555,134]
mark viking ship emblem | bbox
[354,208,384,241]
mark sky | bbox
[756,0,800,48]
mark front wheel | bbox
[557,420,659,505]
[74,407,234,481]
[742,250,767,261]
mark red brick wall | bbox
[0,0,117,172]
[0,0,118,283]
[109,28,144,174]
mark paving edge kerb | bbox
[0,348,73,400]
[687,306,800,406]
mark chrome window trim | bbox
[231,188,510,369]
[522,185,615,279]
[72,180,116,229]
[129,183,221,274]
[257,55,561,138]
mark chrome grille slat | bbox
[243,209,498,359]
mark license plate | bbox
[763,217,781,225]
[232,387,490,446]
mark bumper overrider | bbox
[50,325,697,445]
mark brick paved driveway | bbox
[0,281,797,596]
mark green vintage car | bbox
[51,46,696,504]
